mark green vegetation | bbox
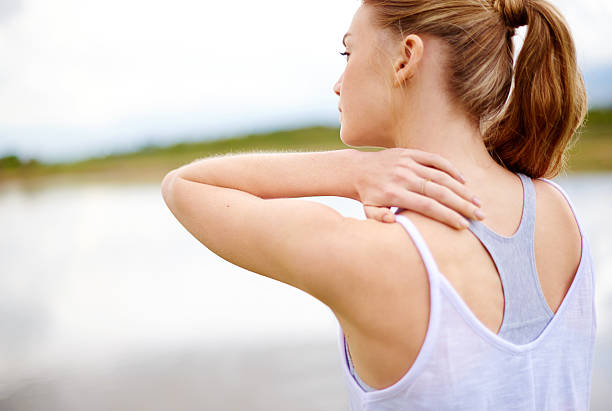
[1,109,611,184]
[581,108,612,137]
[566,108,612,172]
[0,155,40,169]
[0,126,362,184]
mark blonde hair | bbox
[363,0,587,178]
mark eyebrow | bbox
[342,33,351,47]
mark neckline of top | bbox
[436,253,586,354]
[468,172,532,241]
[393,205,587,354]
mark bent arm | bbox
[165,149,366,201]
[160,148,426,317]
[161,161,401,314]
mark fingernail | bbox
[459,218,470,229]
[475,209,485,220]
[473,197,482,207]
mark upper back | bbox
[336,173,596,410]
[413,173,583,332]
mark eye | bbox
[339,51,350,62]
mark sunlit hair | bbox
[363,0,587,178]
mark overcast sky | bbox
[0,0,610,162]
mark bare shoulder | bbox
[532,178,583,312]
[393,209,473,262]
[335,216,432,337]
[532,178,579,223]
[335,217,427,303]
[532,178,582,256]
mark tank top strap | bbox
[392,209,442,285]
[517,172,537,234]
[467,172,535,244]
[458,172,554,344]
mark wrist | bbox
[336,148,366,202]
[348,149,370,203]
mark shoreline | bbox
[1,118,611,186]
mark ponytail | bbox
[364,0,587,178]
[484,0,587,178]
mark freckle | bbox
[226,205,230,208]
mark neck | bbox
[391,106,508,183]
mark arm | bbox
[161,148,480,317]
[167,148,363,200]
[167,148,483,228]
[161,161,398,317]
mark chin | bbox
[339,126,361,147]
[340,123,386,148]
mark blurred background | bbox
[0,0,610,410]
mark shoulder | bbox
[533,178,582,249]
[532,177,583,269]
[342,217,425,278]
[162,175,427,329]
[533,178,578,222]
[325,216,426,296]
[393,209,473,266]
[336,216,430,317]
[322,214,436,340]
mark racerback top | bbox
[338,173,597,410]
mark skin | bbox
[332,5,583,389]
[162,4,583,392]
[334,6,507,187]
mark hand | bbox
[354,148,484,230]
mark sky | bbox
[0,0,610,163]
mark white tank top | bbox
[337,176,597,410]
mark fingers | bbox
[407,150,467,184]
[398,189,472,230]
[359,148,485,230]
[364,189,472,230]
[364,205,396,223]
[413,166,484,221]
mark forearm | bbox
[171,149,365,201]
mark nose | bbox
[333,73,343,96]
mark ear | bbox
[394,34,424,88]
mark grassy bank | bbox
[1,109,611,185]
[0,126,359,185]
[567,109,612,171]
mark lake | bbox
[0,172,611,410]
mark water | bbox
[0,173,611,410]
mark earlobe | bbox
[394,60,412,88]
[394,34,423,87]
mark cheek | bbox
[340,67,393,146]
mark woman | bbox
[161,0,596,409]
